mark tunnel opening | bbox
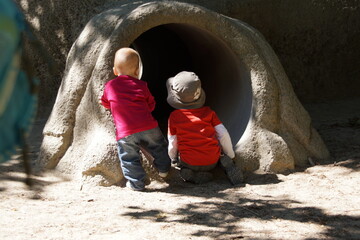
[38,2,331,183]
[131,23,252,144]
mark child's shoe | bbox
[180,168,213,184]
[126,181,145,191]
[179,168,194,182]
[159,171,169,178]
[219,155,244,185]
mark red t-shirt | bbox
[168,106,222,166]
[101,75,158,140]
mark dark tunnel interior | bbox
[131,23,252,144]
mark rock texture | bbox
[17,0,360,107]
[38,1,329,185]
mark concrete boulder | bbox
[38,1,329,186]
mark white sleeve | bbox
[167,134,178,160]
[215,123,235,159]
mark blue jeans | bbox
[117,127,171,190]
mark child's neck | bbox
[119,73,138,79]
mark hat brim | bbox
[166,77,206,109]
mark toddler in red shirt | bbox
[100,48,171,191]
[167,71,243,185]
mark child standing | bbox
[100,48,170,191]
[166,71,243,185]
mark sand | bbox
[1,98,359,240]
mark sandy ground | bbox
[1,98,359,240]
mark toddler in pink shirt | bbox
[100,48,170,191]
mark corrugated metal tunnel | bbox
[131,23,252,143]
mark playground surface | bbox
[1,98,359,240]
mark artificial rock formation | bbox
[38,1,329,186]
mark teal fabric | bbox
[0,0,38,163]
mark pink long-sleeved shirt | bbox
[101,75,158,140]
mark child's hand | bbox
[171,158,180,168]
[98,97,103,105]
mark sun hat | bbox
[166,71,206,109]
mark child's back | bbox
[102,75,157,140]
[100,48,170,191]
[168,106,221,166]
[166,71,243,185]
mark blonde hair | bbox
[113,48,140,76]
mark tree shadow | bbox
[116,159,360,239]
[120,184,360,239]
[0,118,66,198]
[244,172,282,185]
[0,157,70,200]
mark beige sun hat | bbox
[166,71,206,109]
